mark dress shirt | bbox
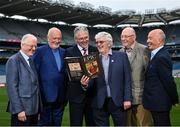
[101,49,112,97]
[77,44,88,56]
[52,48,61,71]
[151,46,164,60]
[20,50,30,66]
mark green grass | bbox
[0,78,180,126]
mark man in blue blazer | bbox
[143,29,179,126]
[6,34,41,126]
[33,27,67,126]
[81,32,132,126]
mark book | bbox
[65,53,102,81]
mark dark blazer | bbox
[33,45,67,103]
[6,52,40,115]
[65,45,98,103]
[143,47,179,111]
[92,51,132,109]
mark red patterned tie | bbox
[82,48,87,56]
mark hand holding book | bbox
[65,53,102,81]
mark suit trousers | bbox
[127,104,153,126]
[93,98,127,126]
[69,97,94,126]
[39,102,65,126]
[11,113,38,126]
[151,111,171,126]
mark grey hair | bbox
[74,26,89,38]
[159,30,166,42]
[21,34,37,45]
[95,31,113,48]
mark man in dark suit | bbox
[81,31,132,126]
[143,29,179,126]
[65,26,98,126]
[33,27,67,126]
[6,34,41,126]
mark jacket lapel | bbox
[18,52,37,81]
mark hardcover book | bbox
[65,53,102,81]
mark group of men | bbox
[5,26,179,126]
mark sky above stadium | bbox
[73,0,180,13]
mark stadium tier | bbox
[1,18,180,46]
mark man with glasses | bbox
[65,26,98,126]
[81,31,132,126]
[120,27,153,126]
[6,34,41,126]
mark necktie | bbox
[125,48,132,53]
[28,58,35,73]
[82,48,87,56]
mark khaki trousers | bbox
[127,104,153,126]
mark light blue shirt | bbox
[101,49,112,97]
[20,50,30,66]
[151,46,164,60]
[52,49,61,71]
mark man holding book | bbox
[65,26,98,126]
[81,31,132,126]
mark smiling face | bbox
[120,27,136,48]
[47,27,62,49]
[74,30,89,49]
[147,29,165,51]
[96,36,111,55]
[21,34,37,57]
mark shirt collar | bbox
[77,44,88,51]
[151,45,164,56]
[100,49,112,57]
[20,50,30,61]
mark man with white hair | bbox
[81,31,132,126]
[6,34,40,126]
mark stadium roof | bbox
[0,0,180,27]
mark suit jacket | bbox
[6,52,40,115]
[65,45,98,103]
[143,47,179,111]
[92,51,132,109]
[120,42,149,104]
[33,45,67,103]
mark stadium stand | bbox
[0,0,180,79]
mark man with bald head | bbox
[143,29,179,126]
[33,27,67,125]
[120,27,153,126]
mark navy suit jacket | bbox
[143,47,179,111]
[6,52,40,115]
[65,45,98,103]
[33,45,67,103]
[92,51,132,109]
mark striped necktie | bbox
[82,48,87,56]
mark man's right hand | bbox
[18,111,27,122]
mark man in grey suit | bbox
[120,27,153,126]
[6,34,41,126]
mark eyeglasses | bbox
[24,43,37,49]
[95,41,106,45]
[121,35,134,38]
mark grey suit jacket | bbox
[6,52,40,115]
[120,42,149,104]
